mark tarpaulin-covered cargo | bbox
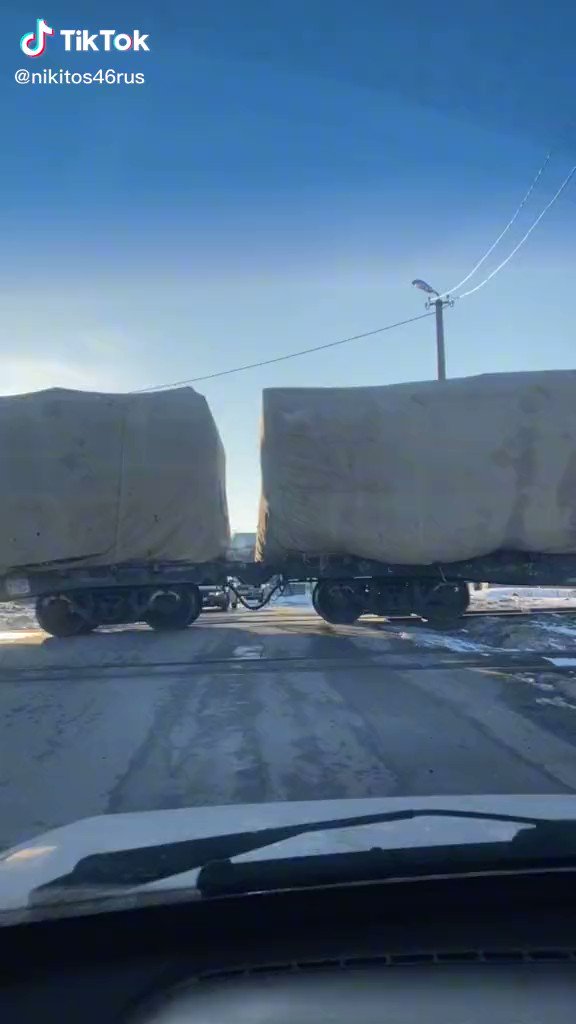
[256,371,576,565]
[0,387,230,572]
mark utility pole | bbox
[434,297,447,381]
[412,279,453,381]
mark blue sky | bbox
[2,3,576,527]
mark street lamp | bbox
[412,279,452,381]
[412,279,439,297]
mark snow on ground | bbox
[403,613,576,654]
[0,601,37,633]
[395,586,576,655]
[470,586,576,610]
[396,628,497,655]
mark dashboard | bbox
[1,870,575,1022]
[134,958,575,1023]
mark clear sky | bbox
[2,2,575,528]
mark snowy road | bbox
[2,605,576,850]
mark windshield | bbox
[2,1,576,915]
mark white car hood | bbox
[2,793,576,916]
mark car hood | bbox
[2,793,576,916]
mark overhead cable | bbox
[436,148,554,301]
[456,162,576,299]
[137,311,435,392]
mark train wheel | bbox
[144,585,202,631]
[416,581,469,628]
[36,595,96,638]
[312,581,364,625]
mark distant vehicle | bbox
[200,585,237,612]
[228,532,257,561]
[232,581,266,603]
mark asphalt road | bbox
[2,605,576,851]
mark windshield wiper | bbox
[198,823,576,897]
[30,807,576,901]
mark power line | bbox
[436,148,554,301]
[135,155,574,394]
[456,161,576,299]
[136,311,435,392]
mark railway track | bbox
[351,606,576,625]
[1,604,576,640]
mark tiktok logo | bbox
[20,18,54,57]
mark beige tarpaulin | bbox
[256,370,576,564]
[0,387,230,572]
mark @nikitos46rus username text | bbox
[15,67,145,85]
